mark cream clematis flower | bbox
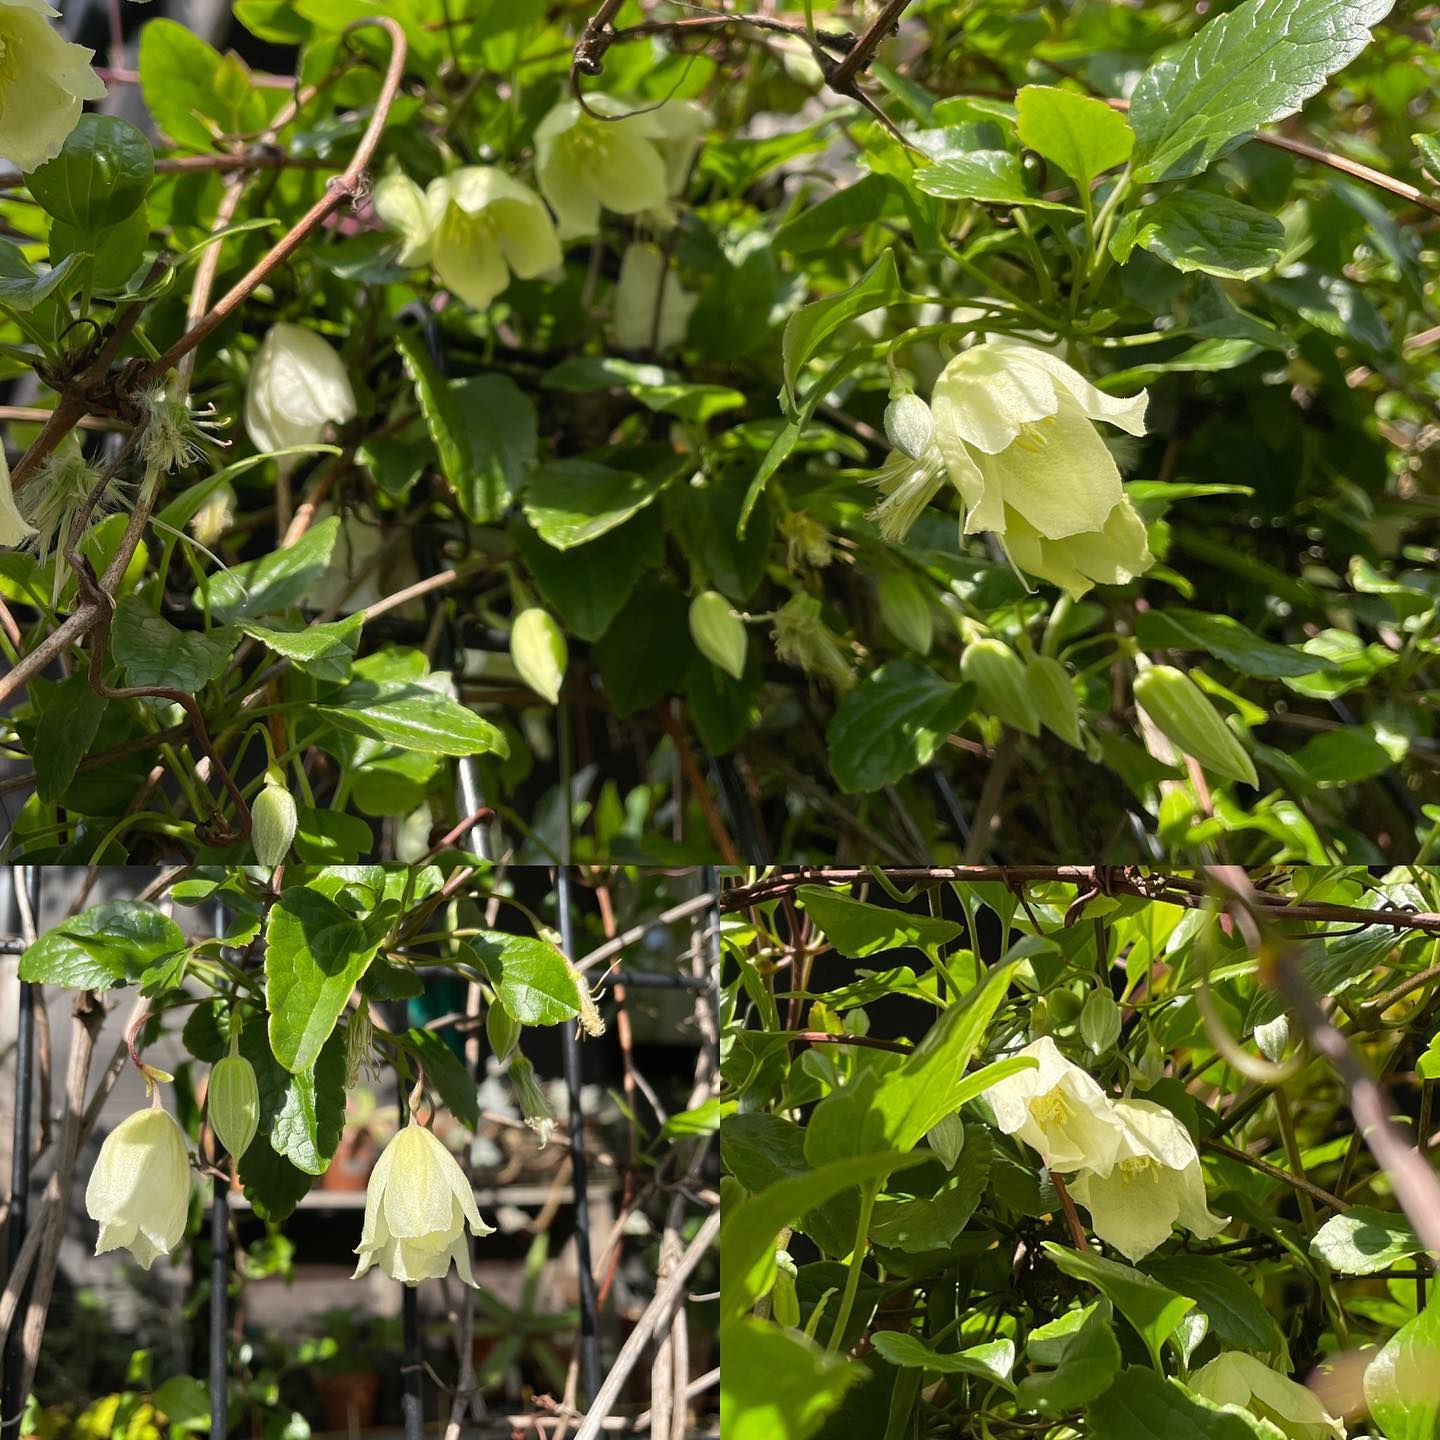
[0,443,36,548]
[534,95,708,240]
[1067,1097,1228,1260]
[873,338,1152,597]
[374,166,561,309]
[0,0,106,173]
[245,322,356,464]
[84,1101,191,1270]
[986,1035,1126,1176]
[610,242,696,351]
[353,1118,495,1286]
[1189,1353,1344,1440]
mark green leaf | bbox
[1143,1256,1286,1351]
[1134,608,1336,679]
[782,250,907,399]
[1365,1290,1440,1440]
[541,356,745,422]
[774,173,909,254]
[1310,1206,1424,1275]
[870,1332,1014,1385]
[870,1129,994,1252]
[27,115,153,232]
[138,18,269,149]
[826,662,974,794]
[1015,1300,1123,1414]
[237,613,363,683]
[453,374,537,522]
[1015,86,1134,187]
[913,151,1080,211]
[20,901,185,991]
[194,515,340,621]
[463,933,582,1025]
[1291,727,1395,787]
[795,885,962,957]
[1042,1242,1194,1369]
[403,1027,479,1131]
[264,888,389,1073]
[1110,193,1285,279]
[591,579,694,717]
[318,680,509,758]
[720,1318,864,1440]
[30,672,107,804]
[523,459,673,550]
[804,963,1019,1164]
[721,1150,930,1322]
[111,599,235,692]
[0,241,84,312]
[395,327,470,496]
[244,1019,347,1176]
[1086,1366,1274,1438]
[1128,0,1394,183]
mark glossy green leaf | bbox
[20,901,184,990]
[1111,193,1285,279]
[462,932,582,1025]
[914,151,1080,210]
[1016,86,1134,186]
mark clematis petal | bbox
[85,1105,191,1268]
[1068,1164,1179,1262]
[1190,1353,1344,1440]
[1000,500,1152,600]
[0,4,106,172]
[373,172,435,267]
[990,336,1148,438]
[433,209,511,309]
[382,1124,456,1239]
[931,341,1061,455]
[0,448,37,548]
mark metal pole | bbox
[703,865,723,1081]
[2,868,39,1440]
[209,902,229,1439]
[401,1288,423,1440]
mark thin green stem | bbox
[827,1180,880,1352]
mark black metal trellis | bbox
[210,902,229,1440]
[2,867,38,1440]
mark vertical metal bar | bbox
[702,866,723,1081]
[401,1288,423,1440]
[209,902,229,1439]
[2,867,38,1440]
[559,867,600,1406]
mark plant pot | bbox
[320,1129,379,1191]
[316,1370,379,1433]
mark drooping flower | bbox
[353,1118,495,1286]
[84,1101,191,1269]
[507,1054,557,1149]
[1189,1352,1344,1440]
[986,1035,1126,1176]
[534,95,708,240]
[1067,1097,1228,1260]
[610,243,696,351]
[373,167,561,310]
[0,0,106,173]
[0,442,36,548]
[244,322,356,463]
[900,338,1154,597]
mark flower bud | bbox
[1254,1014,1289,1064]
[1026,655,1083,749]
[188,481,235,550]
[926,1112,966,1170]
[876,571,933,655]
[486,1000,521,1063]
[85,1103,191,1269]
[251,773,297,866]
[354,1119,495,1286]
[1134,664,1259,787]
[511,607,567,705]
[884,392,935,462]
[208,1026,260,1161]
[507,1054,556,1149]
[244,323,357,464]
[689,591,748,680]
[1079,988,1122,1056]
[610,243,696,352]
[962,638,1040,736]
[772,1250,801,1328]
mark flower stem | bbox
[827,1179,879,1352]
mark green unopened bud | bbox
[507,1054,556,1148]
[926,1112,966,1169]
[1135,1037,1164,1089]
[511,607,567,705]
[962,639,1040,736]
[772,1250,801,1328]
[251,773,297,866]
[486,1000,521,1062]
[877,572,933,655]
[208,1025,260,1161]
[1079,989,1122,1056]
[1026,655,1083,749]
[1254,1015,1289,1064]
[884,392,935,462]
[1134,664,1258,787]
[689,591,748,680]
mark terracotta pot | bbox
[320,1129,379,1191]
[316,1370,379,1433]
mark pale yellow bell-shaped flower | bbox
[353,1118,495,1287]
[0,443,36,548]
[244,322,356,464]
[986,1035,1126,1176]
[1189,1352,1344,1440]
[84,1101,191,1270]
[534,94,677,240]
[609,243,696,351]
[1067,1097,1228,1260]
[930,338,1153,597]
[375,167,561,310]
[0,0,106,172]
